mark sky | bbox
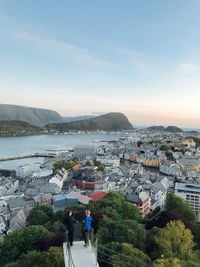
[0,1,200,127]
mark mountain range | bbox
[46,112,133,132]
[0,104,63,126]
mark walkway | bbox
[63,241,99,267]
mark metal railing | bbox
[90,231,98,266]
[63,242,76,267]
[63,225,99,267]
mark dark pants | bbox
[68,230,74,246]
[83,231,89,246]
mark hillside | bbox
[0,120,42,136]
[146,125,183,132]
[63,115,95,122]
[0,104,63,126]
[146,126,166,131]
[165,126,183,132]
[46,112,133,132]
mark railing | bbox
[90,231,98,266]
[63,224,99,267]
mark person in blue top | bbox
[83,210,92,247]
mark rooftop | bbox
[175,183,200,193]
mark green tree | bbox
[160,144,171,151]
[93,160,105,171]
[166,194,196,223]
[53,159,77,170]
[97,219,146,251]
[153,258,182,267]
[88,192,140,221]
[111,243,151,267]
[27,205,54,226]
[4,247,64,267]
[27,209,48,225]
[47,247,65,267]
[0,225,51,266]
[154,220,194,260]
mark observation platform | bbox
[63,241,99,267]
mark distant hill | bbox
[63,115,95,122]
[165,126,183,133]
[46,112,133,132]
[146,126,166,131]
[0,120,42,136]
[146,125,183,133]
[0,104,63,126]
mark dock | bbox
[0,153,55,162]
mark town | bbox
[1,128,200,237]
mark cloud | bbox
[13,32,110,67]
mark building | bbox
[72,167,103,190]
[49,168,68,193]
[17,165,32,179]
[175,183,200,221]
[0,169,16,178]
[180,139,196,149]
[89,192,106,200]
[96,156,120,167]
[126,185,151,217]
[129,164,143,177]
[53,194,78,211]
[0,178,19,196]
[8,208,27,233]
[150,178,170,210]
[0,216,6,234]
[74,145,96,161]
[159,162,182,177]
[177,157,200,173]
[142,157,161,168]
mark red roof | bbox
[89,192,106,200]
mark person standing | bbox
[83,210,92,247]
[63,210,77,246]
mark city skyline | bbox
[1,1,200,127]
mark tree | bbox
[153,258,182,267]
[4,247,65,267]
[0,225,51,266]
[93,160,105,171]
[88,192,140,221]
[47,247,65,267]
[97,219,146,251]
[160,144,171,151]
[111,243,151,267]
[27,205,54,225]
[153,257,200,267]
[154,220,194,260]
[166,194,196,223]
[27,209,48,225]
[53,159,77,171]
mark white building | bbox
[0,178,19,196]
[0,216,6,234]
[129,164,143,177]
[150,178,170,210]
[17,165,32,179]
[96,156,120,167]
[160,162,182,177]
[175,183,200,221]
[49,168,68,193]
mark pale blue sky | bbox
[0,1,200,127]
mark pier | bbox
[0,153,55,162]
